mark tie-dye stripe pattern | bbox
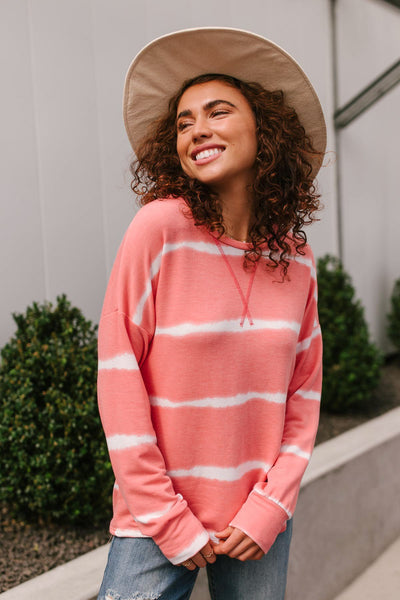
[97,198,322,563]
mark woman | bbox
[97,28,326,600]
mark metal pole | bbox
[330,0,344,260]
[334,60,400,128]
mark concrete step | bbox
[191,536,400,600]
[1,536,399,600]
[332,535,400,600]
[0,545,108,600]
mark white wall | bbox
[339,85,400,349]
[335,0,400,349]
[1,0,337,348]
[336,0,400,106]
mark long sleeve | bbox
[97,207,209,564]
[98,198,322,563]
[230,254,322,553]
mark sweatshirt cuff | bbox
[167,530,210,565]
[152,503,209,564]
[229,491,288,555]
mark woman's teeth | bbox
[195,148,223,161]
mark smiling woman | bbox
[97,28,327,600]
[176,81,258,200]
[132,71,324,268]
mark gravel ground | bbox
[0,512,110,593]
[1,358,399,593]
[316,357,400,445]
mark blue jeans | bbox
[97,520,292,600]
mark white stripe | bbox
[133,252,162,325]
[170,532,210,565]
[107,434,156,451]
[163,240,244,258]
[98,353,138,371]
[207,530,220,544]
[132,241,244,326]
[133,280,153,326]
[114,528,148,538]
[133,494,183,525]
[280,444,310,460]
[260,251,316,279]
[287,255,316,279]
[296,325,321,353]
[130,239,316,328]
[130,240,316,328]
[150,391,287,409]
[267,496,293,518]
[113,482,119,490]
[296,389,321,401]
[156,319,300,337]
[168,461,271,482]
[252,488,293,519]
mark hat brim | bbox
[123,27,327,179]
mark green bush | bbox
[317,255,383,413]
[387,278,400,352]
[0,295,112,526]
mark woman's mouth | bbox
[192,146,225,163]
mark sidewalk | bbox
[0,535,399,599]
[190,535,400,599]
[332,535,400,600]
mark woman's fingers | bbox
[236,547,264,561]
[180,558,197,571]
[180,530,263,569]
[213,528,245,554]
[215,526,234,539]
[224,537,254,558]
[213,527,264,561]
[190,552,207,568]
[180,542,216,570]
[200,542,217,564]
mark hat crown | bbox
[123,27,326,179]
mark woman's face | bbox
[176,80,258,192]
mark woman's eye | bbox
[177,121,191,132]
[211,109,229,118]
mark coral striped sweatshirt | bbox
[97,197,322,565]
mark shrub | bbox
[387,278,400,352]
[0,295,113,526]
[317,255,383,413]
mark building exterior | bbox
[0,0,399,350]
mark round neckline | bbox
[208,231,252,250]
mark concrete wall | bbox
[339,85,400,350]
[286,406,400,600]
[0,0,336,348]
[335,0,400,105]
[1,0,399,350]
[334,0,400,350]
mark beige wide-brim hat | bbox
[123,27,327,179]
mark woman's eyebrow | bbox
[177,99,237,121]
[204,99,236,111]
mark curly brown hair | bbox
[131,73,324,275]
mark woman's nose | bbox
[191,117,212,141]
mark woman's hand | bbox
[178,541,217,570]
[212,526,264,561]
